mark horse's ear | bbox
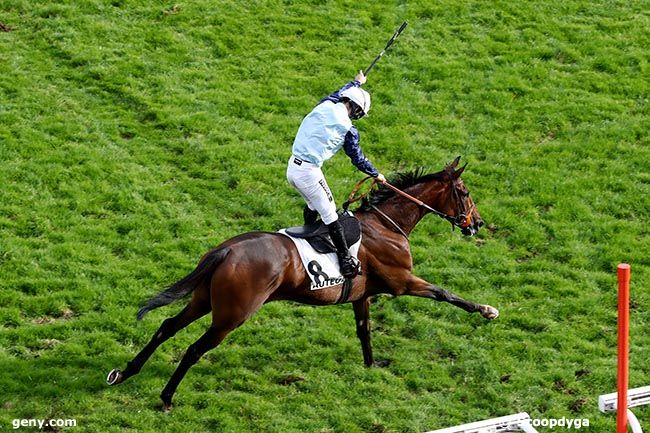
[451,156,462,168]
[455,162,468,178]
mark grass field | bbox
[1,1,649,432]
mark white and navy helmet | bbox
[340,87,371,119]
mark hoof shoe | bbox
[480,305,499,320]
[106,369,122,385]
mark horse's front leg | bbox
[405,274,499,319]
[352,298,373,367]
[352,297,391,367]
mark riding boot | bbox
[303,206,319,225]
[327,219,360,279]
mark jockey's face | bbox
[345,101,365,120]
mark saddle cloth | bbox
[279,213,361,290]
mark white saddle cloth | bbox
[279,229,361,290]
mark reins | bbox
[343,175,474,237]
[367,203,409,238]
[380,179,454,222]
[342,176,378,209]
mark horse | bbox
[106,156,499,411]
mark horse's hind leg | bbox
[159,324,234,412]
[159,271,273,411]
[107,294,211,385]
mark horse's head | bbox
[358,158,484,237]
[440,156,484,236]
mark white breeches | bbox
[286,156,338,225]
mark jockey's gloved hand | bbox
[355,70,367,85]
[375,173,386,183]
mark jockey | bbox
[287,71,385,279]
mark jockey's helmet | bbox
[340,87,371,119]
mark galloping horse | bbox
[107,156,499,411]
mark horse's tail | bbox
[137,247,230,320]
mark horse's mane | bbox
[358,166,449,211]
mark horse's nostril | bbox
[477,220,484,228]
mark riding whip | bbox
[364,21,408,76]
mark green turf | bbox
[1,1,648,432]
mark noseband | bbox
[345,176,474,238]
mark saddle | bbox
[285,212,361,254]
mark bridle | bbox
[448,179,475,230]
[344,176,474,238]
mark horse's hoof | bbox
[373,359,391,368]
[106,369,123,385]
[480,305,499,320]
[162,400,173,413]
[161,394,173,412]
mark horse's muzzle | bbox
[461,218,484,237]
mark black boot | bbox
[303,206,319,225]
[327,220,360,279]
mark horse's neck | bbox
[376,181,449,236]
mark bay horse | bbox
[107,156,499,411]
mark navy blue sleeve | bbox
[343,127,379,177]
[318,80,362,105]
